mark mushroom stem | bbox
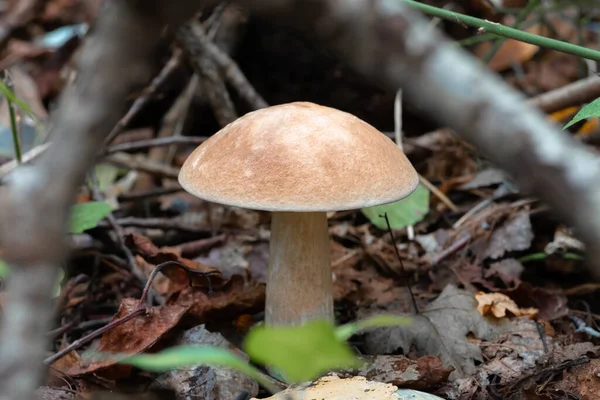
[265,211,333,326]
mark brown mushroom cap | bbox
[178,102,418,212]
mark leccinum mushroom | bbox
[178,102,418,326]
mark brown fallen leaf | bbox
[485,258,524,288]
[358,355,453,390]
[500,282,568,321]
[437,317,554,398]
[556,359,600,400]
[52,298,189,378]
[475,292,538,319]
[362,285,513,379]
[483,209,533,259]
[125,233,226,293]
[170,274,265,322]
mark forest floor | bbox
[2,0,600,399]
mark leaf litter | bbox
[6,1,600,398]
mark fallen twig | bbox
[187,20,268,110]
[104,51,183,145]
[117,186,184,202]
[97,217,213,235]
[104,152,180,179]
[527,75,600,114]
[178,20,238,126]
[104,136,208,155]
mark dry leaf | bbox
[483,209,533,259]
[363,285,512,379]
[125,233,226,293]
[500,282,568,321]
[485,258,524,288]
[358,355,453,390]
[170,274,265,322]
[475,292,538,319]
[52,298,189,377]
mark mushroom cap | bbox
[252,375,402,400]
[178,102,418,212]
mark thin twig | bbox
[97,217,213,234]
[44,261,219,366]
[187,21,268,110]
[104,152,180,179]
[104,50,183,146]
[88,172,146,285]
[383,213,419,314]
[177,19,239,126]
[117,187,184,202]
[43,308,146,366]
[105,135,208,154]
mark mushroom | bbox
[250,375,446,400]
[178,102,418,326]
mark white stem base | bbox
[265,211,333,326]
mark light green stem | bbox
[403,0,600,61]
[482,0,540,64]
[7,98,21,164]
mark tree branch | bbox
[0,1,202,399]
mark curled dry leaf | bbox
[52,298,189,378]
[475,292,538,319]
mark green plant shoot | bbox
[564,98,600,129]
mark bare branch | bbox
[0,1,201,398]
[177,21,238,126]
[187,21,268,110]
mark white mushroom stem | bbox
[266,211,333,325]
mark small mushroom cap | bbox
[252,375,402,400]
[179,102,418,212]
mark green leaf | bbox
[0,80,36,120]
[91,164,121,193]
[121,346,279,394]
[69,201,112,233]
[335,315,411,341]
[0,259,10,278]
[362,183,430,230]
[244,319,361,384]
[564,97,600,129]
